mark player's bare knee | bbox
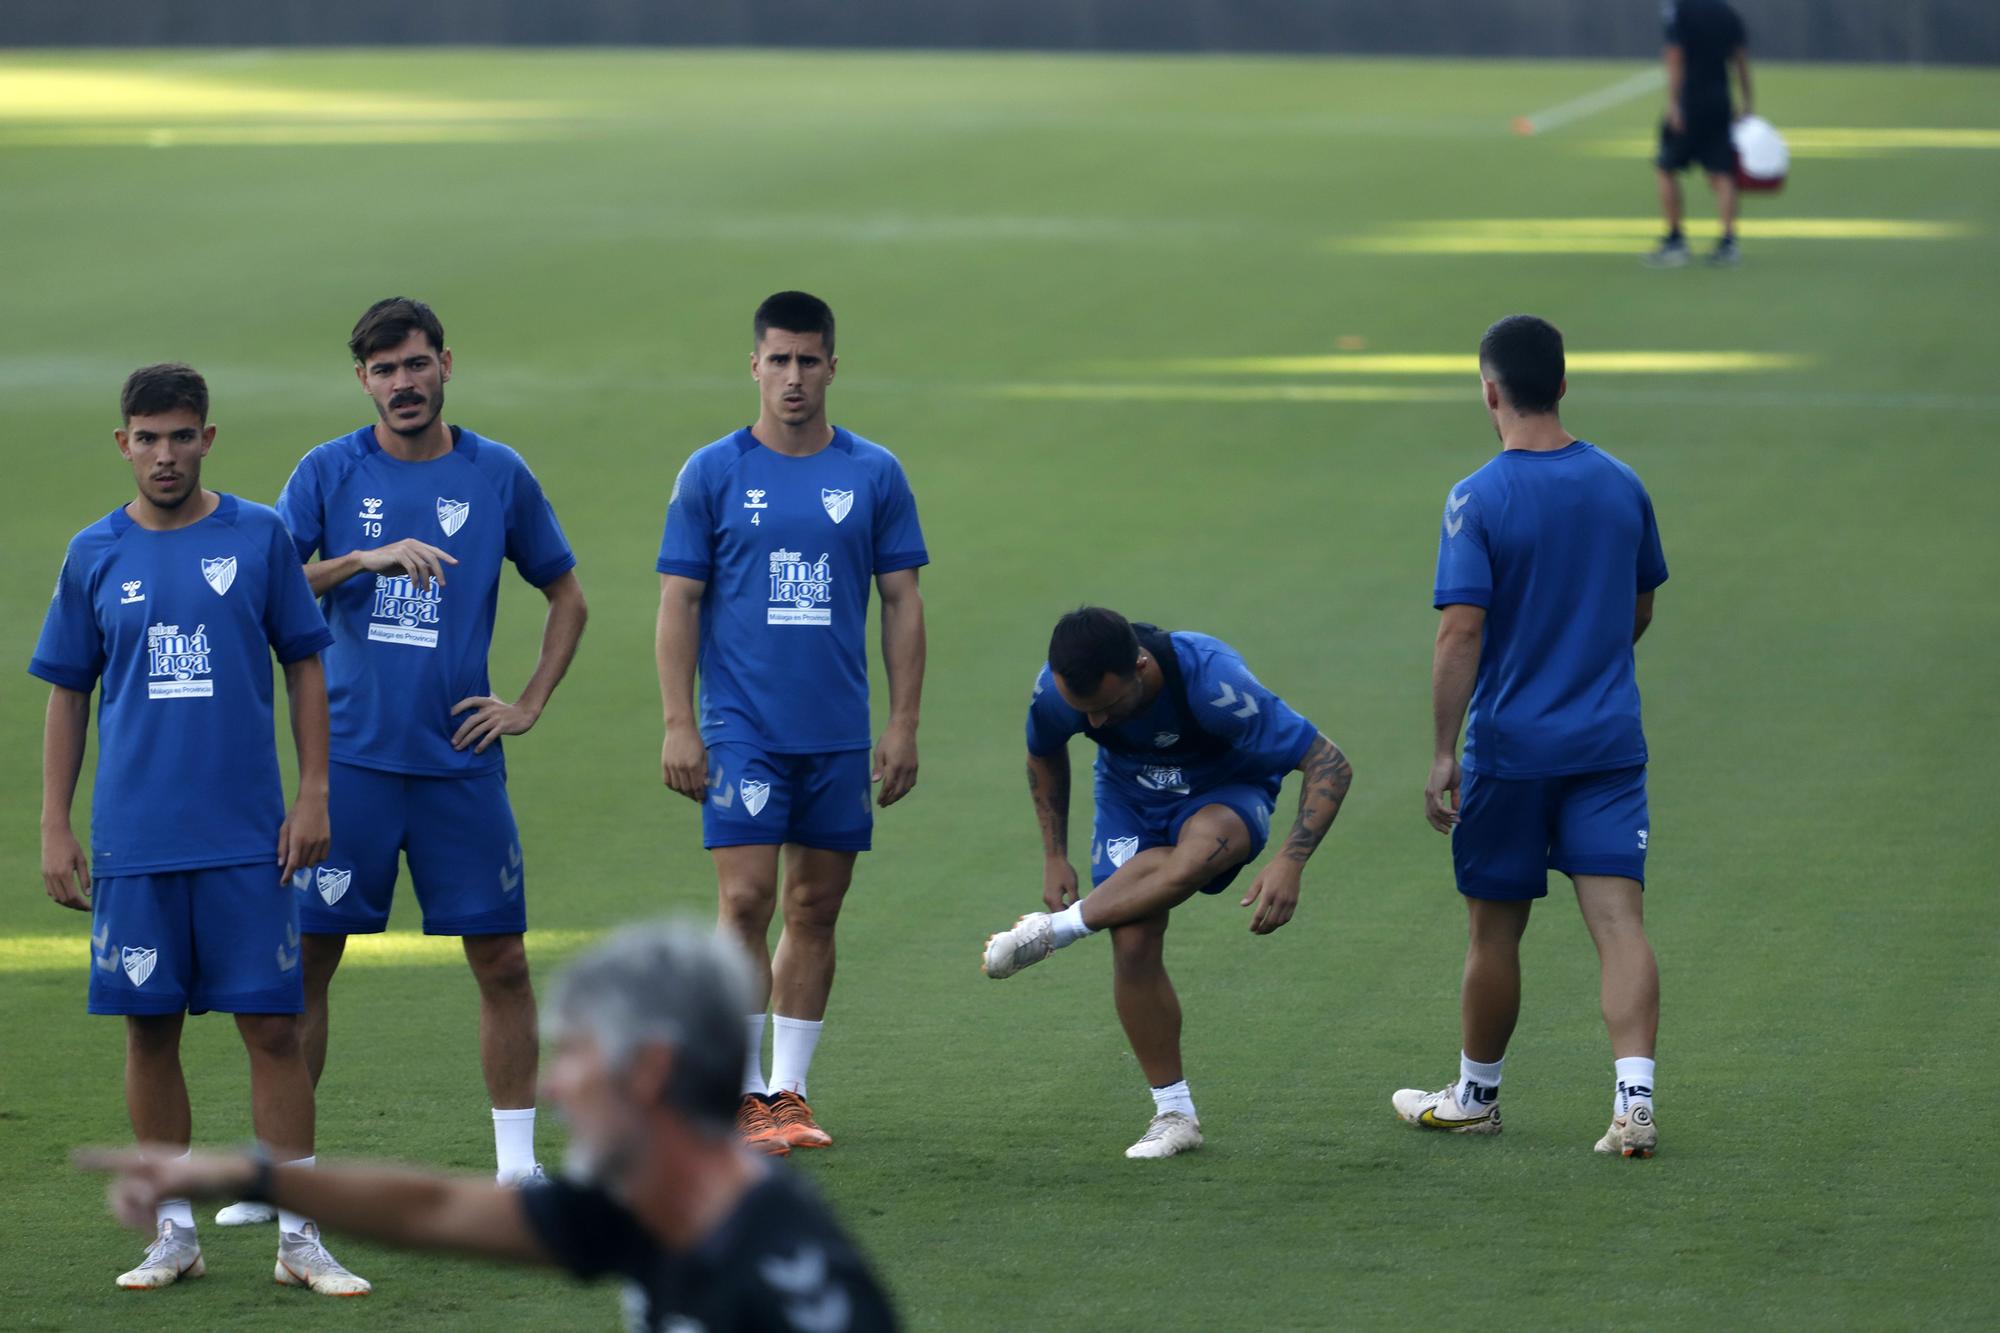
[124,1013,182,1059]
[465,933,533,994]
[1110,914,1169,972]
[236,1013,303,1062]
[780,881,847,936]
[717,879,777,938]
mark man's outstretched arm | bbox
[1240,733,1354,935]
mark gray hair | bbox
[546,922,754,1135]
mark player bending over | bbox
[982,608,1352,1159]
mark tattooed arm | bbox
[1240,733,1354,935]
[1027,748,1080,910]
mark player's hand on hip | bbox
[278,792,331,884]
[359,538,457,592]
[1241,861,1301,934]
[1042,857,1080,912]
[41,825,92,910]
[662,726,708,804]
[872,721,919,808]
[451,695,538,754]
[1424,755,1462,833]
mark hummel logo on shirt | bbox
[120,580,145,604]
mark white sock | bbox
[1456,1052,1504,1111]
[492,1107,537,1180]
[1049,901,1092,948]
[743,1013,769,1097]
[1150,1079,1196,1121]
[1615,1056,1656,1117]
[155,1150,195,1232]
[276,1156,314,1237]
[769,1015,823,1099]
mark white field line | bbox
[1516,68,1664,135]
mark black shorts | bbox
[1656,110,1735,175]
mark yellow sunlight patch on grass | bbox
[0,928,605,974]
[992,383,1464,404]
[1584,127,2000,157]
[0,124,563,148]
[1341,218,1970,253]
[1144,352,1807,376]
[0,66,556,123]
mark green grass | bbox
[2,48,1997,1331]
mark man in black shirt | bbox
[1646,0,1755,267]
[79,923,896,1332]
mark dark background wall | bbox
[3,0,1996,65]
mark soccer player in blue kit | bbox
[657,292,928,1155]
[265,298,587,1194]
[982,608,1354,1159]
[1393,316,1668,1157]
[34,364,370,1294]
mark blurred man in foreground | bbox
[81,923,898,1331]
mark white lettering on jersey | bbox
[367,573,443,647]
[744,489,769,509]
[767,549,833,626]
[200,555,237,596]
[147,622,214,698]
[436,497,470,537]
[120,579,145,604]
[1136,766,1191,795]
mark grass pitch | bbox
[1,48,1996,1331]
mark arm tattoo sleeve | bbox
[1028,751,1071,857]
[1282,734,1353,866]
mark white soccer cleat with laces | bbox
[982,912,1056,979]
[275,1223,372,1296]
[1124,1111,1203,1159]
[215,1201,277,1226]
[116,1220,205,1289]
[1392,1084,1503,1134]
[1595,1104,1658,1158]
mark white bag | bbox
[1732,115,1789,191]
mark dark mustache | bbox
[391,391,426,408]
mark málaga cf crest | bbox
[316,866,352,906]
[1107,836,1141,868]
[121,946,158,987]
[201,556,236,596]
[740,780,772,817]
[820,489,853,524]
[436,497,470,537]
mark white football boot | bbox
[1125,1111,1203,1160]
[215,1201,277,1226]
[275,1222,372,1296]
[1595,1102,1658,1158]
[982,912,1056,979]
[1391,1084,1503,1134]
[116,1220,205,1289]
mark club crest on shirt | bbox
[200,555,236,596]
[1106,835,1141,868]
[121,946,158,987]
[315,866,352,906]
[740,780,772,817]
[436,497,470,537]
[820,488,853,524]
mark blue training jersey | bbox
[29,495,333,877]
[1433,440,1668,778]
[1025,631,1319,806]
[275,425,576,777]
[658,427,928,754]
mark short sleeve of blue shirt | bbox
[872,456,928,575]
[1433,481,1493,610]
[1181,638,1317,773]
[1638,491,1669,592]
[1025,664,1082,756]
[657,453,717,581]
[29,537,106,692]
[274,453,325,562]
[501,456,576,588]
[262,518,333,664]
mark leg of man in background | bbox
[1576,875,1660,1157]
[1707,169,1741,264]
[764,846,857,1149]
[1392,897,1530,1135]
[1646,167,1692,266]
[714,844,787,1155]
[462,932,539,1181]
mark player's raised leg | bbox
[766,845,857,1149]
[1576,875,1660,1157]
[713,844,789,1156]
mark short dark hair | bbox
[754,290,835,354]
[349,296,445,363]
[120,362,208,424]
[1049,607,1141,689]
[1478,314,1565,415]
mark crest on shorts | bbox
[121,946,158,987]
[436,497,470,537]
[200,556,237,596]
[820,489,853,524]
[316,866,351,906]
[1106,836,1141,868]
[740,779,771,817]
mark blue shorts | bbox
[703,744,873,852]
[1090,783,1277,896]
[296,760,526,937]
[1453,765,1649,901]
[89,863,303,1016]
